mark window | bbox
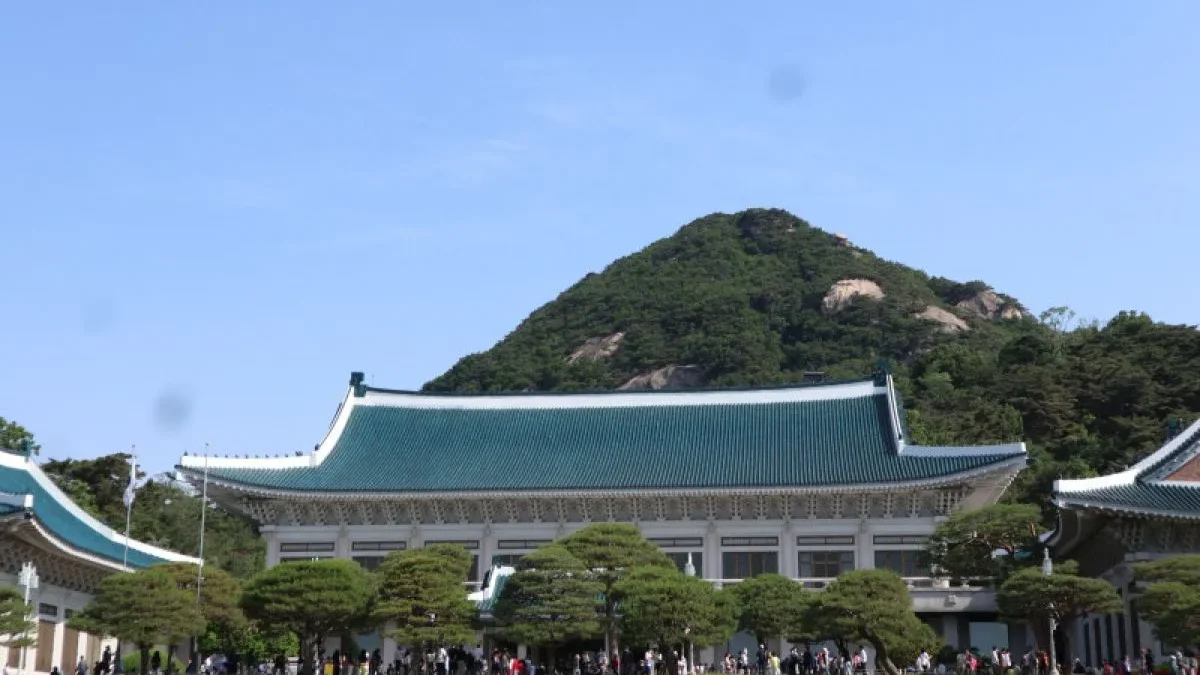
[279,542,335,553]
[278,556,333,563]
[798,551,854,577]
[37,604,58,618]
[353,556,385,571]
[64,609,75,619]
[873,535,927,545]
[497,539,551,550]
[722,552,778,579]
[468,555,479,582]
[649,537,704,548]
[721,537,778,547]
[491,554,524,568]
[425,540,479,550]
[352,541,406,552]
[796,536,855,546]
[874,550,929,577]
[665,552,703,577]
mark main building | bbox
[178,369,1029,659]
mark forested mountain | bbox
[427,209,1200,514]
[3,207,1198,566]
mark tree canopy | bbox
[807,570,939,675]
[559,523,676,652]
[240,559,374,675]
[923,503,1043,582]
[1134,556,1200,649]
[375,545,477,655]
[0,418,37,455]
[997,565,1123,650]
[70,567,206,675]
[615,566,735,654]
[0,586,34,650]
[492,545,603,662]
[728,573,807,644]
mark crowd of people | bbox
[178,643,1200,675]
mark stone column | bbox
[479,525,494,577]
[51,617,65,674]
[856,519,871,571]
[704,522,720,581]
[263,528,281,568]
[781,521,797,579]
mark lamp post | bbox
[427,613,438,675]
[17,562,39,675]
[1041,549,1059,675]
[683,553,696,674]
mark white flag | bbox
[123,457,137,509]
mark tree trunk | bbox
[548,645,558,675]
[141,646,152,675]
[605,600,620,661]
[299,634,315,675]
[870,639,900,675]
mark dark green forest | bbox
[427,209,1200,512]
[3,208,1198,572]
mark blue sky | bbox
[3,2,1198,472]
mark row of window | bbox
[280,534,925,554]
[287,549,928,579]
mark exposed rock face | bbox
[567,332,625,364]
[999,305,1024,320]
[822,279,885,313]
[618,365,705,391]
[956,290,1024,321]
[914,306,970,333]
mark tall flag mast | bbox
[196,443,209,602]
[121,446,136,570]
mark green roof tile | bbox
[187,379,1025,493]
[1055,483,1200,516]
[0,458,197,568]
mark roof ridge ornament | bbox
[350,371,366,398]
[872,359,892,387]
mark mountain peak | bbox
[424,208,1024,394]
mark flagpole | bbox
[196,443,209,602]
[192,444,209,675]
[122,446,135,571]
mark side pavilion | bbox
[1050,416,1200,666]
[1,446,201,675]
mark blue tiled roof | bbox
[1055,483,1200,516]
[475,572,510,614]
[0,462,185,568]
[185,378,1025,494]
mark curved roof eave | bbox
[1054,417,1200,495]
[176,454,1028,501]
[1051,495,1200,522]
[0,451,201,567]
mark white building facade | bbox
[179,370,1030,662]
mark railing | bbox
[703,577,986,591]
